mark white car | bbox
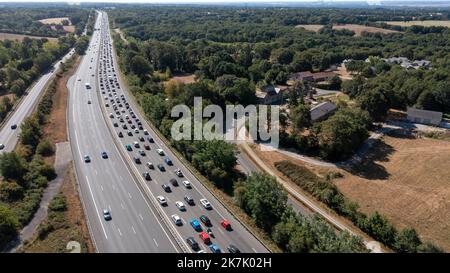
[171,214,182,226]
[175,201,186,211]
[200,199,212,210]
[156,195,167,206]
[156,149,164,156]
[182,180,191,188]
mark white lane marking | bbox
[153,238,159,247]
[131,226,136,234]
[117,228,122,236]
[85,175,108,239]
[121,203,125,210]
[139,213,143,221]
[252,248,257,253]
[218,228,224,235]
[128,192,132,199]
[100,185,104,192]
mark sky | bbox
[0,0,435,3]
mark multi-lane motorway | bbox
[0,48,76,153]
[68,10,268,253]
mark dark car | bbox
[157,164,165,172]
[113,122,118,127]
[165,158,173,165]
[199,215,211,227]
[187,237,199,251]
[144,144,150,150]
[227,245,241,253]
[127,130,133,136]
[143,172,151,181]
[118,131,123,138]
[147,137,154,143]
[11,124,17,130]
[170,178,178,187]
[101,152,108,159]
[184,195,195,206]
[139,136,144,142]
[84,155,91,163]
[133,156,141,164]
[162,184,171,193]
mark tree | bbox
[19,117,42,150]
[0,152,26,181]
[357,88,390,121]
[75,36,89,55]
[0,204,19,248]
[394,228,422,253]
[290,101,311,131]
[240,173,287,232]
[329,75,342,90]
[130,55,152,77]
[213,75,255,105]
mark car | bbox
[143,129,149,135]
[103,209,112,221]
[146,162,154,169]
[199,215,211,226]
[0,144,4,150]
[134,129,139,134]
[139,150,145,156]
[88,100,91,104]
[175,169,183,177]
[156,195,167,206]
[227,245,241,253]
[182,180,191,188]
[113,122,118,127]
[109,113,114,118]
[190,219,201,231]
[11,124,17,130]
[157,164,165,171]
[133,141,140,148]
[162,184,171,193]
[139,136,145,142]
[84,155,91,163]
[156,149,164,155]
[144,144,150,150]
[165,158,173,165]
[172,214,182,226]
[127,130,133,136]
[184,195,195,205]
[143,172,151,180]
[122,124,127,129]
[170,178,178,187]
[147,137,154,143]
[186,237,199,251]
[175,201,186,211]
[133,156,141,164]
[199,232,211,244]
[125,144,132,151]
[200,199,212,210]
[209,244,221,253]
[221,220,232,230]
[101,152,108,159]
[118,131,123,137]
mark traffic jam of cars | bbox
[82,14,240,253]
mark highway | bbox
[0,48,76,153]
[95,11,268,253]
[67,11,179,253]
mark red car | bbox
[199,231,210,244]
[144,144,150,150]
[221,220,231,230]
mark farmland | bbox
[0,32,58,41]
[295,24,400,36]
[383,20,450,28]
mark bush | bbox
[0,204,19,249]
[49,193,67,212]
[36,140,55,156]
[0,181,24,201]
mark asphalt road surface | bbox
[0,48,76,153]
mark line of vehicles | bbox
[81,13,244,253]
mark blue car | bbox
[209,244,221,253]
[165,158,173,165]
[190,219,201,231]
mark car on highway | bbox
[156,195,167,206]
[227,245,241,253]
[0,144,4,150]
[139,136,145,142]
[11,124,17,130]
[199,215,211,226]
[165,158,173,165]
[113,122,118,127]
[127,130,133,136]
[157,164,165,171]
[221,220,232,230]
[199,232,211,244]
[156,149,164,155]
[200,199,212,210]
[209,244,221,253]
[146,162,154,169]
[139,150,145,156]
[87,100,92,104]
[184,195,195,206]
[118,131,123,138]
[170,178,178,187]
[147,137,154,143]
[133,141,140,148]
[109,113,114,118]
[175,169,183,177]
[182,180,191,188]
[143,172,151,180]
[84,155,91,163]
[101,152,108,159]
[133,156,141,164]
[125,144,132,151]
[122,124,127,129]
[175,201,186,211]
[162,184,171,193]
[190,219,202,231]
[103,209,112,221]
[143,129,149,135]
[186,237,199,251]
[172,214,182,226]
[144,144,150,150]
